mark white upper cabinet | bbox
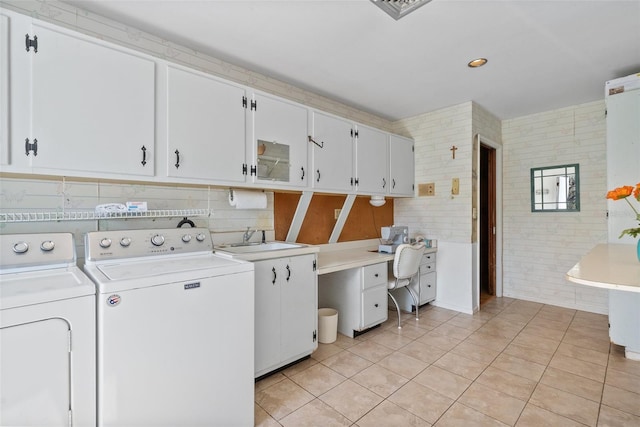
[1,10,31,171]
[389,134,415,196]
[165,65,247,183]
[310,111,355,193]
[249,91,308,188]
[354,124,388,195]
[0,13,9,166]
[26,21,155,178]
[2,9,415,196]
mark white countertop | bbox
[566,244,640,293]
[316,239,437,275]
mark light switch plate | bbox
[419,183,435,196]
[452,178,460,195]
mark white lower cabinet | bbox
[390,251,437,311]
[254,254,317,378]
[318,262,388,338]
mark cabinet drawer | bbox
[423,253,436,264]
[421,262,436,273]
[362,263,387,290]
[362,285,388,328]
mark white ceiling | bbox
[64,0,640,121]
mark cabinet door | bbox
[1,10,31,171]
[253,260,281,375]
[280,255,317,360]
[606,90,640,243]
[310,111,354,192]
[29,22,155,177]
[251,92,308,187]
[355,125,388,194]
[0,14,8,166]
[389,134,415,196]
[166,65,246,182]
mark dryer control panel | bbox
[84,228,213,261]
[0,233,76,271]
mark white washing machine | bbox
[83,228,254,427]
[0,232,96,427]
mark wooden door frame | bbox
[475,134,502,308]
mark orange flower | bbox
[607,183,640,239]
[606,185,634,200]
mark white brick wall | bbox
[0,176,275,263]
[392,102,473,243]
[502,101,609,313]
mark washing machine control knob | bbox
[12,241,29,253]
[151,234,165,247]
[195,233,206,242]
[99,238,112,248]
[120,237,132,247]
[181,234,192,243]
[40,240,55,251]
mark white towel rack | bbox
[0,209,212,223]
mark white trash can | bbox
[318,308,338,344]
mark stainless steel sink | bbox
[215,241,305,254]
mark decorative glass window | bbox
[531,164,580,212]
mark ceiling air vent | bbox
[371,0,434,20]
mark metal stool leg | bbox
[387,291,402,329]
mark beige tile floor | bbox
[254,297,640,426]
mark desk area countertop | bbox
[315,239,437,275]
[565,243,640,293]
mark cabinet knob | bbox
[374,303,379,307]
[374,273,379,277]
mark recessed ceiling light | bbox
[468,58,488,68]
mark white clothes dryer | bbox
[84,228,254,427]
[0,232,96,427]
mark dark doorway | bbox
[480,144,496,306]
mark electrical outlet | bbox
[452,178,460,195]
[334,209,341,219]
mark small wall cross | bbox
[450,145,457,159]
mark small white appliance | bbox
[84,228,254,426]
[379,226,409,253]
[0,232,96,427]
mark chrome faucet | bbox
[242,227,256,244]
